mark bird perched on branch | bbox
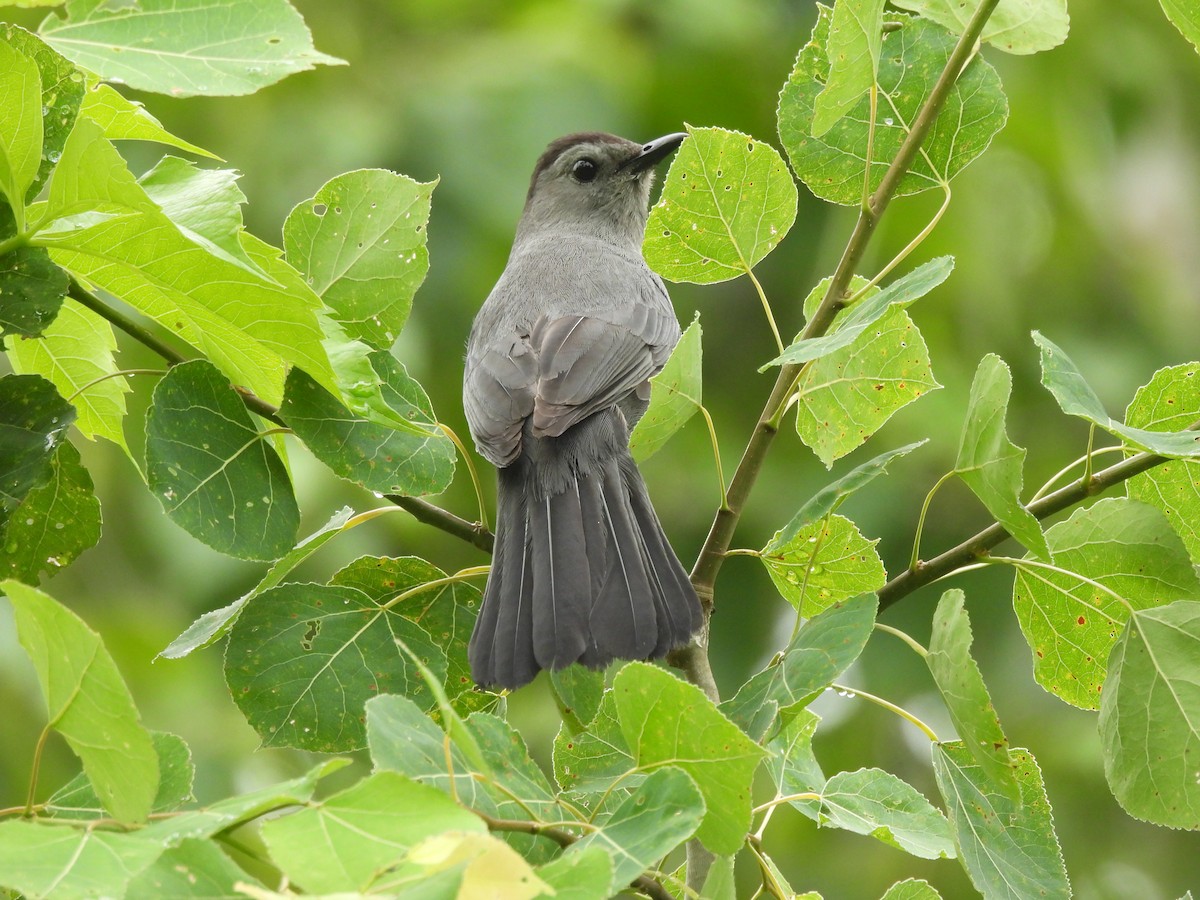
[463,131,701,689]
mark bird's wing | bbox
[463,332,538,467]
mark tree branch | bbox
[878,447,1174,611]
[67,277,495,552]
[673,0,1003,694]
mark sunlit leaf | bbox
[892,0,1068,54]
[0,36,43,212]
[927,589,1019,805]
[955,354,1048,559]
[79,82,218,158]
[1012,498,1200,709]
[39,0,345,97]
[812,0,887,136]
[1034,332,1200,458]
[7,297,128,449]
[5,579,158,822]
[613,662,766,854]
[1099,600,1200,829]
[46,731,194,820]
[1161,0,1200,53]
[818,767,955,859]
[780,9,1008,206]
[644,125,797,284]
[284,168,435,349]
[629,314,702,462]
[761,513,885,617]
[880,879,944,900]
[1125,362,1200,563]
[226,582,448,751]
[388,831,551,900]
[933,743,1071,900]
[0,820,161,900]
[145,360,299,561]
[0,441,99,583]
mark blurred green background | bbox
[3,0,1199,896]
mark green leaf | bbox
[5,579,158,822]
[0,373,74,528]
[780,9,1008,206]
[765,708,825,819]
[158,507,355,659]
[818,767,955,859]
[139,758,349,846]
[39,0,345,98]
[933,743,1071,900]
[955,354,1049,559]
[773,441,925,548]
[812,0,887,136]
[1125,362,1200,562]
[1034,332,1200,458]
[41,118,338,406]
[126,838,263,900]
[0,24,86,202]
[568,767,705,894]
[880,879,944,900]
[7,297,128,448]
[1161,0,1200,53]
[768,258,953,369]
[536,847,613,900]
[629,314,702,462]
[226,582,448,751]
[0,820,161,900]
[893,0,1068,54]
[145,359,299,561]
[927,589,1019,805]
[0,244,67,340]
[550,664,606,731]
[553,688,636,794]
[261,771,486,894]
[284,168,435,349]
[46,730,194,819]
[280,351,455,496]
[0,36,43,214]
[0,440,100,583]
[644,125,797,284]
[138,155,268,277]
[722,594,877,737]
[79,82,218,158]
[385,831,551,899]
[1012,497,1200,709]
[700,855,737,900]
[1098,601,1200,829]
[794,306,939,467]
[331,555,483,714]
[761,512,885,617]
[613,662,766,854]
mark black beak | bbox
[620,132,688,174]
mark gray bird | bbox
[463,131,702,689]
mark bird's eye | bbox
[571,158,599,183]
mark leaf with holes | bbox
[893,0,1068,54]
[761,513,885,617]
[613,662,766,854]
[331,555,484,714]
[226,582,448,751]
[1099,600,1200,829]
[39,0,345,98]
[644,125,797,284]
[284,169,435,349]
[280,351,455,496]
[629,314,702,462]
[7,297,128,449]
[933,743,1071,899]
[955,354,1048,559]
[0,441,100,584]
[1035,332,1200,458]
[6,580,159,823]
[79,82,218,158]
[1125,362,1200,562]
[1012,497,1200,709]
[794,306,939,467]
[0,373,75,530]
[145,360,298,561]
[779,9,1008,206]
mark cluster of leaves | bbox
[3,0,1200,898]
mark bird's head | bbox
[517,131,687,247]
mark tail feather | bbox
[469,411,701,690]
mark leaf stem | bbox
[380,565,490,610]
[830,681,939,742]
[65,368,165,403]
[873,622,928,658]
[790,512,833,637]
[749,267,785,356]
[696,403,729,510]
[752,791,822,816]
[910,470,955,571]
[67,278,188,366]
[24,724,53,817]
[1029,445,1125,502]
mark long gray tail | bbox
[468,411,701,689]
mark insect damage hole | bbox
[300,619,321,651]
